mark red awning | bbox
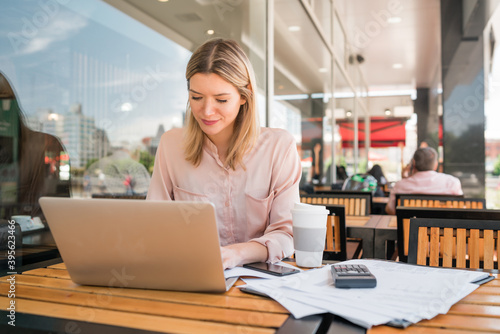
[338,117,408,148]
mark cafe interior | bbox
[2,0,500,333]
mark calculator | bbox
[330,264,377,288]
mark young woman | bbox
[147,38,301,269]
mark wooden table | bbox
[373,215,398,259]
[2,261,499,333]
[371,197,389,215]
[0,262,328,334]
[346,215,383,259]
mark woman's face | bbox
[189,73,246,144]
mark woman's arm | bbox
[247,132,302,264]
[221,242,268,269]
[221,131,302,269]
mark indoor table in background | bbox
[371,197,389,215]
[373,215,398,260]
[346,215,381,259]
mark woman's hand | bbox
[220,245,240,269]
[221,242,268,269]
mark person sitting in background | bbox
[367,164,387,197]
[337,165,348,181]
[310,139,323,185]
[385,147,463,215]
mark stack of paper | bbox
[241,259,490,329]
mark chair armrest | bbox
[0,219,22,250]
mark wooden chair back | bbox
[408,218,500,269]
[323,205,347,261]
[396,194,483,209]
[394,194,486,262]
[396,207,500,262]
[300,193,371,216]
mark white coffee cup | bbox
[291,203,329,267]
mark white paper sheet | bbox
[242,259,490,329]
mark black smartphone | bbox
[243,262,300,276]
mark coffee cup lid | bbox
[291,202,329,215]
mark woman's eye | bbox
[217,99,228,103]
[191,96,202,101]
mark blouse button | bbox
[225,201,230,207]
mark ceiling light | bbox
[278,85,284,90]
[158,0,169,2]
[384,108,391,116]
[346,111,352,117]
[392,63,403,69]
[121,102,133,112]
[388,16,402,24]
[48,113,59,121]
[274,94,309,101]
[318,68,328,73]
[288,26,301,32]
[206,29,215,35]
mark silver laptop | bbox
[39,197,236,292]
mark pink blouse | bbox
[147,127,301,263]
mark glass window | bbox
[274,0,332,191]
[334,64,356,176]
[1,1,192,206]
[0,0,267,266]
[333,11,347,64]
[1,0,266,206]
[311,0,332,44]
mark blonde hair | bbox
[183,38,259,170]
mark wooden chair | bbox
[408,217,500,269]
[323,205,348,261]
[396,194,485,209]
[396,207,500,262]
[394,194,486,262]
[300,193,371,216]
[316,190,376,214]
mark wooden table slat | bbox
[448,303,500,318]
[0,284,288,328]
[369,326,480,334]
[2,274,288,313]
[412,313,500,332]
[47,263,67,270]
[22,268,72,279]
[19,267,279,299]
[346,216,371,227]
[475,286,500,295]
[460,293,500,306]
[0,296,276,334]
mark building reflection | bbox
[0,72,70,221]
